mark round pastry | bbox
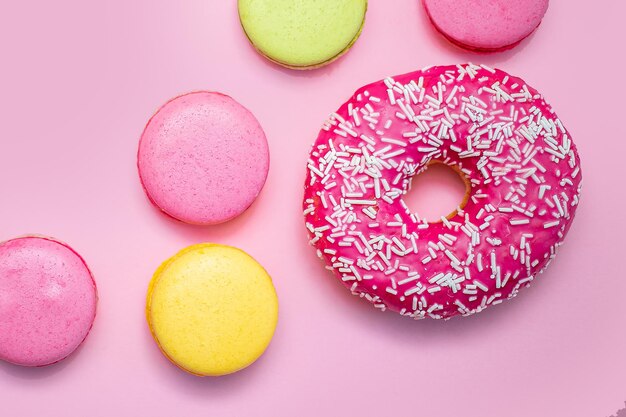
[146,243,278,376]
[138,91,269,225]
[238,0,367,69]
[422,0,549,51]
[303,64,582,319]
[0,236,97,366]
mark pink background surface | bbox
[0,1,624,416]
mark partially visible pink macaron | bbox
[137,91,270,225]
[422,0,549,51]
[0,236,97,367]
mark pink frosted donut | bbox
[0,236,97,366]
[138,91,270,225]
[303,64,582,319]
[422,0,549,52]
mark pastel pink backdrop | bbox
[0,1,624,416]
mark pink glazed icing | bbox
[303,64,582,319]
[0,236,97,366]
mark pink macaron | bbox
[137,91,270,225]
[422,0,549,51]
[0,236,97,367]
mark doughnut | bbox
[138,91,269,225]
[146,244,278,376]
[422,0,549,52]
[238,0,367,69]
[0,236,97,366]
[303,64,582,319]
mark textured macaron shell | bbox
[0,237,97,367]
[423,0,549,51]
[146,244,278,376]
[138,91,269,225]
[238,0,367,68]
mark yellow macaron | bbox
[238,0,368,69]
[146,243,278,376]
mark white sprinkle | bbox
[543,220,560,229]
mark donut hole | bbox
[403,162,470,222]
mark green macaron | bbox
[238,0,367,69]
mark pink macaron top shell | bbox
[0,237,97,367]
[138,91,270,225]
[423,0,549,51]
